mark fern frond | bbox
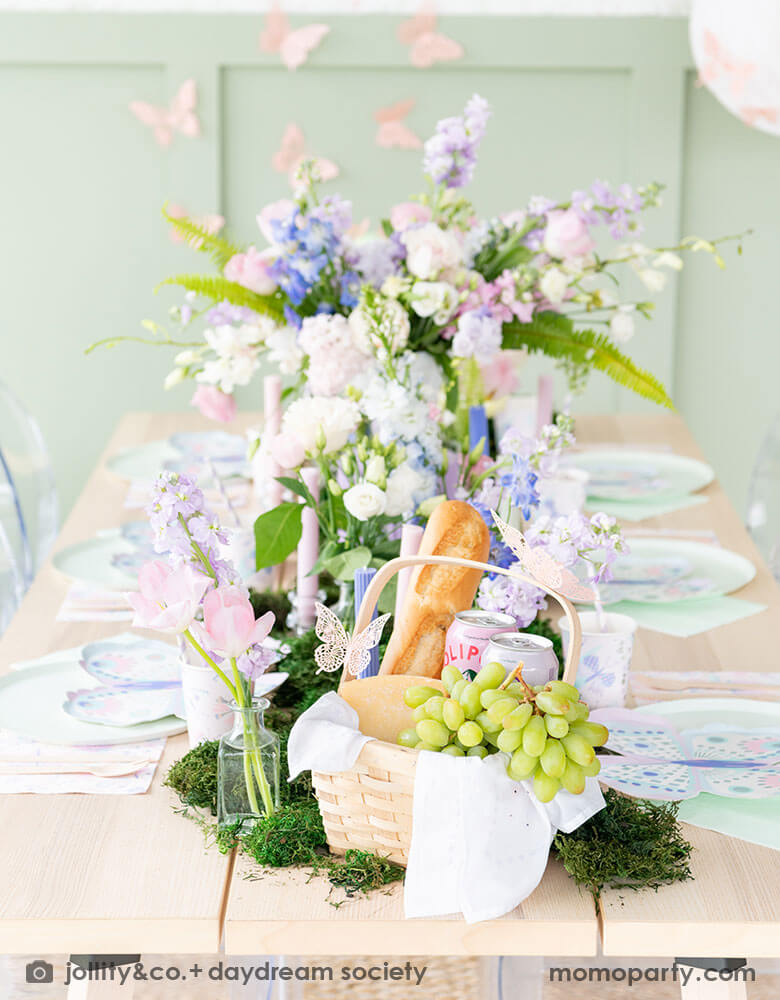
[159,274,285,322]
[162,205,243,270]
[502,311,674,409]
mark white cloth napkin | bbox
[287,692,605,923]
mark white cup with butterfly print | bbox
[558,612,637,709]
[180,650,234,749]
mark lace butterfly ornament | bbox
[397,3,464,69]
[260,4,330,71]
[272,123,340,188]
[374,99,422,150]
[491,511,597,603]
[129,79,200,148]
[314,602,391,678]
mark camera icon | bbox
[26,960,54,984]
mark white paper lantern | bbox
[690,0,780,136]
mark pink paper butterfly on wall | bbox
[374,98,423,150]
[314,602,391,678]
[260,4,330,71]
[129,79,201,148]
[491,511,597,603]
[272,123,340,187]
[739,105,779,127]
[697,30,756,100]
[167,204,225,248]
[398,2,464,69]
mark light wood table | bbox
[0,411,778,996]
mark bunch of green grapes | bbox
[396,661,608,803]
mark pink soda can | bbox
[443,610,517,680]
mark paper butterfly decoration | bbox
[348,218,371,240]
[167,204,225,248]
[314,602,391,678]
[260,4,330,71]
[272,123,340,187]
[697,30,755,100]
[740,105,778,127]
[490,511,596,603]
[397,3,464,69]
[590,708,780,800]
[129,79,201,148]
[374,98,422,150]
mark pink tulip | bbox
[268,430,306,470]
[191,385,237,423]
[128,560,210,634]
[196,585,275,659]
[223,246,277,295]
[389,201,432,231]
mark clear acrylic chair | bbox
[747,413,780,581]
[0,519,24,633]
[0,380,59,592]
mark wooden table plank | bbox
[0,411,250,954]
[224,859,598,957]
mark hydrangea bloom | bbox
[476,566,547,628]
[452,308,503,360]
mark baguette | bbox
[379,499,490,677]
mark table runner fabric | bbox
[288,692,605,923]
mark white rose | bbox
[539,267,569,305]
[364,455,387,486]
[610,308,635,343]
[409,281,457,321]
[402,224,462,280]
[636,267,667,292]
[343,483,387,521]
[282,396,361,456]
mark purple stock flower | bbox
[237,643,278,681]
[452,307,502,359]
[423,94,491,189]
[147,472,238,586]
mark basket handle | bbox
[344,554,581,687]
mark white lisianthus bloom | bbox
[402,223,462,280]
[610,308,635,343]
[364,455,387,487]
[282,396,361,456]
[653,251,684,271]
[381,275,409,299]
[636,267,667,292]
[539,267,569,305]
[409,281,458,321]
[164,368,186,390]
[343,483,387,521]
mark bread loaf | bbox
[379,500,490,677]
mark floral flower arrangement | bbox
[128,471,279,817]
[92,92,742,437]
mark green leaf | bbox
[377,576,397,615]
[254,503,304,571]
[162,204,244,270]
[320,546,372,582]
[276,476,313,504]
[158,274,285,322]
[502,312,674,409]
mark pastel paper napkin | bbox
[630,671,780,704]
[591,494,709,523]
[57,583,133,622]
[606,596,767,638]
[677,794,780,852]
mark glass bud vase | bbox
[217,698,280,829]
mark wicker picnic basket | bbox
[312,554,582,866]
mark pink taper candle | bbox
[297,466,320,630]
[395,523,425,620]
[264,375,284,510]
[536,374,554,434]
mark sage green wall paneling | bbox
[0,64,188,514]
[0,14,775,517]
[676,72,780,514]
